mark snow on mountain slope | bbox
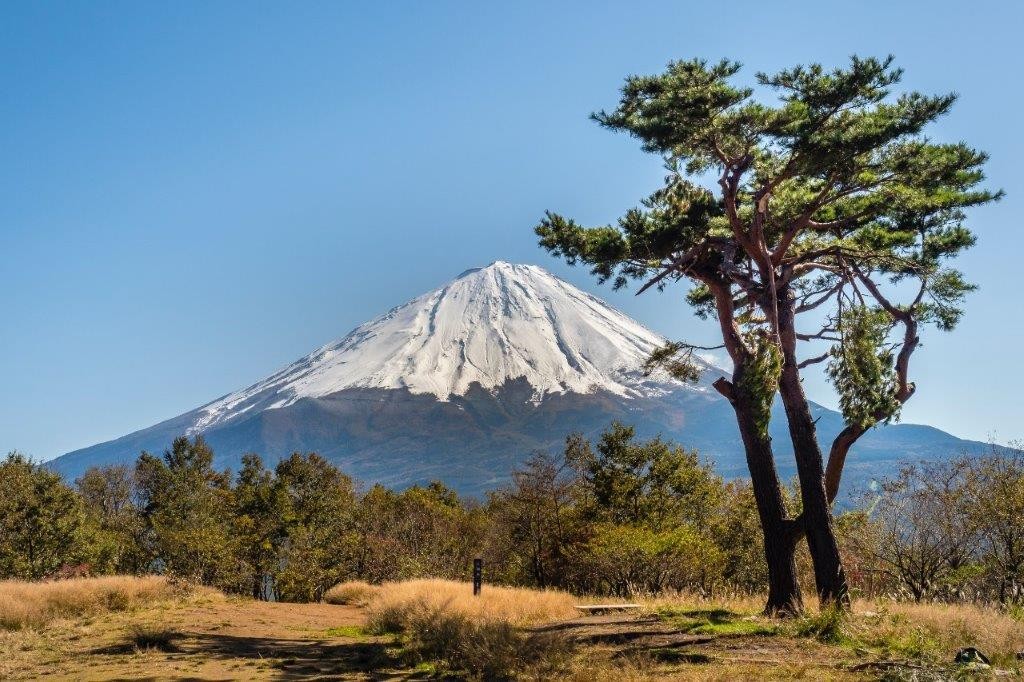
[189,262,714,433]
[52,260,992,496]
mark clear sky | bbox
[2,1,1021,461]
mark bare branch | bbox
[854,266,906,320]
[797,352,830,369]
[635,266,675,296]
[718,155,757,254]
[795,280,844,313]
[796,329,841,342]
[636,243,711,295]
[823,281,921,501]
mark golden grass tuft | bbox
[0,575,219,630]
[323,580,380,606]
[358,579,578,678]
[363,578,579,631]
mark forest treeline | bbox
[2,424,1021,605]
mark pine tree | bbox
[566,422,722,532]
[535,56,999,612]
[135,436,238,588]
[233,454,288,599]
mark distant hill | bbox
[50,262,988,496]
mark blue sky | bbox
[2,1,1021,460]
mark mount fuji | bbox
[51,261,987,495]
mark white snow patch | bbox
[188,262,717,433]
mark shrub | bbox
[579,523,722,595]
[396,603,571,680]
[460,623,572,681]
[128,624,180,652]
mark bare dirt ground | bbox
[0,597,410,681]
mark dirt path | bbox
[2,598,408,681]
[2,598,887,680]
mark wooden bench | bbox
[574,604,642,615]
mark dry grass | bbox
[127,624,181,652]
[357,579,579,679]
[625,592,1024,675]
[639,590,767,618]
[638,592,1024,664]
[360,582,1024,671]
[323,579,380,606]
[363,578,579,631]
[0,575,219,630]
[0,574,1017,680]
[844,599,1024,667]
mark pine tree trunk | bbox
[780,378,850,607]
[726,370,803,616]
[776,294,850,608]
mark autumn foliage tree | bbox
[535,56,999,613]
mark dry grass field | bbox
[0,576,385,681]
[0,575,180,629]
[2,576,1022,680]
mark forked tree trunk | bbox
[778,375,850,606]
[726,367,803,616]
[776,294,850,608]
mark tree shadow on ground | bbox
[529,608,782,667]
[531,613,716,648]
[669,608,739,623]
[92,631,427,681]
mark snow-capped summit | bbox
[189,261,710,433]
[52,260,982,496]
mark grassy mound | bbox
[323,580,379,606]
[363,578,578,630]
[332,579,578,679]
[0,575,218,629]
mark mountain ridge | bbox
[187,261,717,435]
[50,261,989,495]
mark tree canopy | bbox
[536,55,999,611]
[537,54,999,499]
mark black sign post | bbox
[473,558,483,596]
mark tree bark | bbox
[824,424,866,502]
[718,370,803,616]
[704,277,803,615]
[775,291,850,608]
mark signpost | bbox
[473,558,483,596]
